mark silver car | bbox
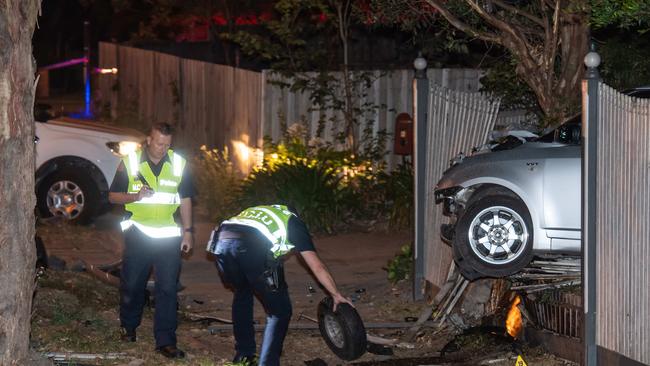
[434,123,582,279]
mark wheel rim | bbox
[323,314,345,348]
[46,180,84,220]
[467,205,529,265]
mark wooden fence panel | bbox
[152,52,180,126]
[98,43,529,175]
[97,42,118,118]
[179,58,208,148]
[97,43,263,169]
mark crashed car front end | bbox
[434,185,466,243]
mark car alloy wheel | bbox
[453,193,534,279]
[37,168,100,224]
[467,205,529,265]
[46,179,85,220]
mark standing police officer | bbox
[109,123,195,359]
[207,204,352,366]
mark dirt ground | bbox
[33,213,577,366]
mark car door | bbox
[542,145,581,231]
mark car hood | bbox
[39,118,144,141]
[436,141,574,190]
[457,141,569,164]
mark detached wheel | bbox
[317,297,367,361]
[37,168,99,224]
[454,194,534,278]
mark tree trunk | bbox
[334,0,356,151]
[0,1,40,364]
[424,0,589,127]
[516,17,589,126]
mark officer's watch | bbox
[184,227,195,234]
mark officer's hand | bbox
[136,186,154,200]
[332,293,354,312]
[181,232,193,253]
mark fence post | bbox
[413,54,429,301]
[582,42,600,366]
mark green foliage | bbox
[238,121,410,233]
[480,58,540,114]
[239,159,343,234]
[383,162,413,230]
[193,146,243,223]
[231,0,387,152]
[385,244,413,283]
[599,33,650,89]
[591,0,650,30]
[229,0,336,72]
[112,0,260,42]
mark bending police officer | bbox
[207,204,352,366]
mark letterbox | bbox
[393,112,413,155]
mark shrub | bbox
[383,162,413,230]
[385,244,413,283]
[239,159,343,233]
[193,146,243,223]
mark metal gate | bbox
[420,84,501,293]
[584,82,650,365]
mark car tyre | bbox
[454,194,534,278]
[37,168,99,224]
[317,297,367,361]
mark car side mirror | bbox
[556,124,581,145]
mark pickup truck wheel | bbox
[454,194,534,278]
[37,169,99,224]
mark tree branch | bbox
[464,0,540,69]
[492,0,545,27]
[422,0,501,43]
[546,0,561,83]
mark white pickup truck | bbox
[35,115,144,223]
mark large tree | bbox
[0,1,40,364]
[373,0,590,126]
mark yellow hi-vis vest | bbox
[223,205,296,258]
[120,149,186,238]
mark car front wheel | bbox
[453,194,534,278]
[37,168,99,224]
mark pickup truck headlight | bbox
[106,141,140,157]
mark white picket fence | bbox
[421,84,502,289]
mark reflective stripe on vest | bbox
[129,191,181,205]
[120,220,182,238]
[121,149,185,238]
[222,205,296,258]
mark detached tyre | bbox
[454,194,534,278]
[37,168,99,224]
[317,297,367,361]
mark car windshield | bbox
[534,115,581,143]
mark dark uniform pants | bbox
[120,227,181,348]
[215,238,292,366]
